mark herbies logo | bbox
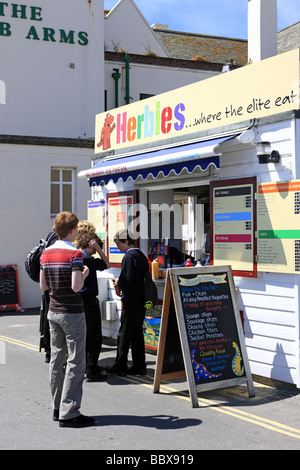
[97,113,116,151]
[108,101,186,146]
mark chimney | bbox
[248,0,277,63]
[151,23,169,31]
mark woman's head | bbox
[75,220,103,249]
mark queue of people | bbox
[39,212,148,428]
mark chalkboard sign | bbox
[0,265,21,312]
[154,265,254,407]
[162,294,185,375]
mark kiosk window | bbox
[148,185,210,266]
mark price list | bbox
[257,181,300,273]
[177,272,245,384]
[211,178,256,276]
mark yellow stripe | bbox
[0,335,39,352]
[2,334,300,440]
[125,375,300,440]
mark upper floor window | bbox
[140,93,155,100]
[51,167,75,216]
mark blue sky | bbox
[104,0,300,39]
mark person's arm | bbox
[72,266,90,292]
[117,254,135,291]
[40,269,48,291]
[89,239,111,269]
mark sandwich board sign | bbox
[0,265,21,312]
[153,265,254,407]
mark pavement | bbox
[1,308,300,455]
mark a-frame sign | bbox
[153,266,255,407]
[0,265,21,312]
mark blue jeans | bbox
[48,311,86,420]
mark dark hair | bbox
[94,235,103,249]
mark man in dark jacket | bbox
[105,229,148,376]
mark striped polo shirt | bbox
[40,240,84,314]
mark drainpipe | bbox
[112,68,121,108]
[125,53,132,105]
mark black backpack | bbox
[25,232,57,283]
[144,269,158,311]
[127,249,158,310]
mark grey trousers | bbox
[48,311,86,420]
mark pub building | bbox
[79,44,300,389]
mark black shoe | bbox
[59,414,95,428]
[45,353,50,363]
[127,366,147,376]
[53,410,59,421]
[85,370,108,382]
[105,364,127,376]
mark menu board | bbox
[178,270,246,383]
[0,265,21,311]
[106,190,139,266]
[154,266,254,407]
[87,200,106,254]
[161,294,185,375]
[257,181,300,274]
[210,178,257,277]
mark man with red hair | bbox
[40,211,94,428]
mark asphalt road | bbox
[1,309,300,456]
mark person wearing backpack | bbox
[24,230,58,362]
[40,211,94,428]
[105,229,148,377]
[40,231,58,362]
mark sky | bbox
[104,0,300,39]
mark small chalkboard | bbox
[0,265,21,312]
[153,265,254,407]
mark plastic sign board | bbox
[210,177,257,277]
[95,49,300,154]
[257,181,300,273]
[87,200,107,254]
[106,190,139,267]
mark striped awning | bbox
[78,135,237,186]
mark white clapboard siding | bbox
[245,335,295,356]
[234,270,299,385]
[246,344,297,368]
[250,361,298,385]
[244,307,295,326]
[244,320,295,341]
[240,293,295,313]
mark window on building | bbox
[51,167,75,216]
[140,93,155,100]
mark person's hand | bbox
[89,239,99,250]
[82,265,90,279]
[112,278,121,296]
